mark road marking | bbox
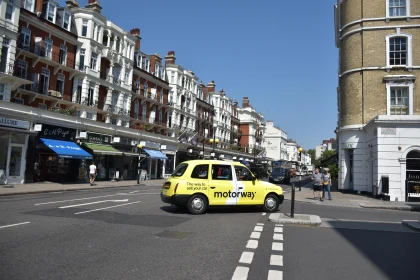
[231,266,249,280]
[270,255,283,266]
[273,233,283,241]
[262,212,267,216]
[239,252,254,264]
[256,223,264,226]
[254,226,263,232]
[35,194,122,205]
[74,201,141,215]
[0,222,31,229]
[246,240,258,249]
[272,242,283,251]
[58,199,129,209]
[274,227,283,233]
[268,270,283,280]
[275,224,283,227]
[250,232,261,239]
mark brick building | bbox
[335,0,420,201]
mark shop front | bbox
[81,132,124,181]
[160,144,177,178]
[27,124,92,183]
[0,117,33,185]
[138,141,167,179]
[111,136,139,180]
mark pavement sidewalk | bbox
[283,181,420,212]
[0,179,166,196]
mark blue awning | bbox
[143,149,168,160]
[40,138,93,159]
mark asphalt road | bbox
[0,180,419,280]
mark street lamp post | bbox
[137,144,143,184]
[298,147,303,182]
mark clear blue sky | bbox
[61,0,338,150]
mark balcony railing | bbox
[107,105,129,117]
[82,99,98,108]
[17,41,75,68]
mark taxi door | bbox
[234,165,264,205]
[208,163,237,205]
[187,163,210,196]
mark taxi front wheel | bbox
[262,194,279,212]
[187,194,208,215]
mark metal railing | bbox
[82,99,98,107]
[17,41,75,67]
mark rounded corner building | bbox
[334,0,420,201]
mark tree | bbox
[316,150,339,179]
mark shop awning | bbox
[40,138,93,159]
[83,143,123,156]
[143,149,168,160]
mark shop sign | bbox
[343,143,354,149]
[114,137,136,146]
[0,117,30,130]
[139,141,160,150]
[161,144,177,151]
[86,132,111,144]
[381,127,396,135]
[38,124,76,140]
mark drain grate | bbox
[155,230,194,240]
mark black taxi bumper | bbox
[278,194,285,204]
[160,193,190,205]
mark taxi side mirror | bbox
[252,175,257,182]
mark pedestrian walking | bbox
[322,169,332,201]
[311,168,323,200]
[89,161,97,186]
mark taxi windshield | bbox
[171,163,188,177]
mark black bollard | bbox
[291,183,295,218]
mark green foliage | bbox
[315,150,339,179]
[307,149,315,163]
[328,164,339,179]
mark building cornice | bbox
[20,12,79,46]
[340,24,420,41]
[133,67,170,89]
[340,15,420,33]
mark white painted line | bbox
[231,266,249,280]
[246,240,258,249]
[254,226,263,232]
[0,222,31,229]
[270,255,283,266]
[58,199,129,209]
[262,212,267,216]
[239,252,254,264]
[74,201,141,215]
[256,223,264,226]
[275,224,283,227]
[272,242,283,251]
[35,194,121,205]
[274,227,283,233]
[250,232,261,239]
[273,233,283,241]
[268,270,283,280]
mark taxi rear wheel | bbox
[187,194,208,215]
[262,194,279,212]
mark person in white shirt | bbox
[89,162,97,186]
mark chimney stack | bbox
[66,0,80,9]
[86,0,102,13]
[36,0,43,14]
[165,51,176,65]
[207,80,216,92]
[242,97,249,108]
[130,28,141,51]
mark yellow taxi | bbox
[161,159,284,214]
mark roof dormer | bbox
[43,0,58,24]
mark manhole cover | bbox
[155,230,194,240]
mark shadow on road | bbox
[160,205,264,215]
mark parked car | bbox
[269,167,291,184]
[250,166,267,179]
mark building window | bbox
[386,33,412,69]
[160,89,164,103]
[62,12,71,30]
[134,100,139,116]
[17,60,28,79]
[38,104,47,110]
[88,82,95,106]
[111,118,117,125]
[76,79,82,104]
[21,27,31,49]
[0,84,4,101]
[79,49,85,70]
[386,77,414,115]
[142,103,147,121]
[82,20,88,37]
[5,4,13,21]
[46,2,56,23]
[14,98,24,105]
[59,44,67,65]
[124,71,129,84]
[86,112,93,119]
[390,87,409,115]
[44,38,53,60]
[90,52,98,70]
[56,73,65,95]
[388,0,409,17]
[24,0,35,12]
